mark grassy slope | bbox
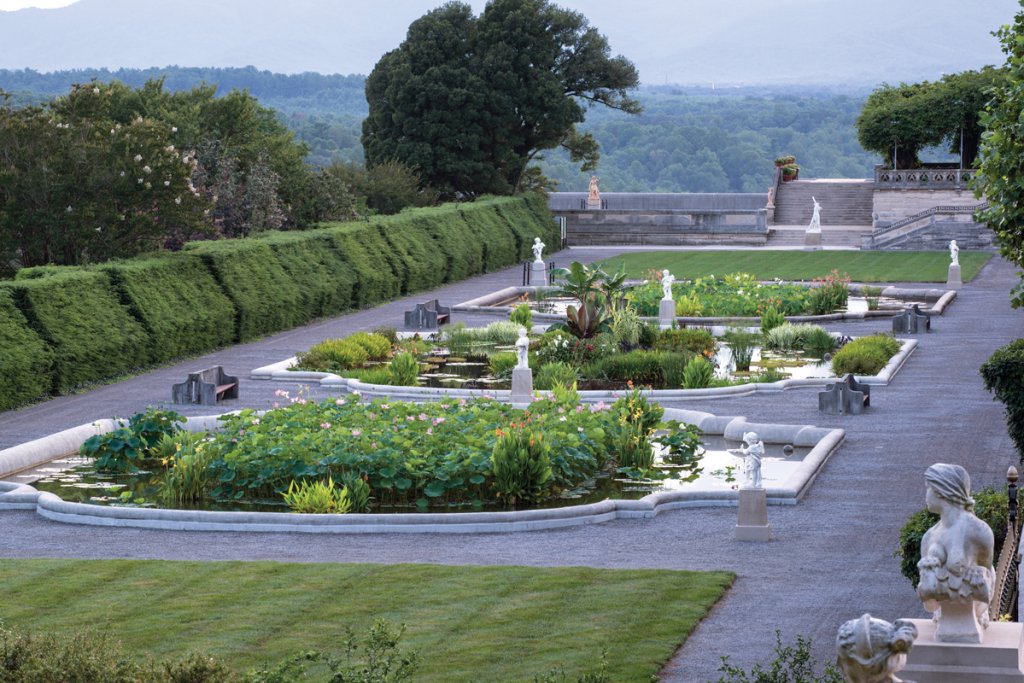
[0,559,733,682]
[594,250,991,283]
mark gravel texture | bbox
[1,247,1022,682]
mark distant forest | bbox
[0,67,891,193]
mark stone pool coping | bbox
[0,408,844,534]
[251,339,917,402]
[452,284,956,323]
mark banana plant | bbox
[551,261,606,305]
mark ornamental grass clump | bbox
[759,305,786,334]
[387,351,420,386]
[347,331,392,360]
[509,302,533,333]
[612,385,664,472]
[654,328,715,356]
[490,426,552,508]
[723,328,758,371]
[831,334,901,375]
[157,432,213,505]
[535,361,578,390]
[295,338,369,372]
[682,356,714,389]
[282,477,352,513]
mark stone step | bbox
[773,179,874,226]
[766,225,871,248]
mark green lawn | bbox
[0,559,733,682]
[593,250,991,283]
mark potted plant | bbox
[774,155,796,168]
[781,163,800,181]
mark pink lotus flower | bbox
[418,413,427,421]
[351,429,362,436]
[426,427,433,436]
[320,422,331,430]
[335,398,346,406]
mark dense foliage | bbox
[830,334,901,376]
[0,196,554,410]
[856,68,1004,168]
[362,0,640,196]
[975,4,1024,308]
[626,272,818,317]
[981,338,1024,462]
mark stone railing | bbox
[865,203,987,249]
[874,165,974,190]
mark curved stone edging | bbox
[252,340,917,402]
[0,408,845,533]
[453,285,956,323]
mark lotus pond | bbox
[26,395,807,514]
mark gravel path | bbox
[2,248,1022,682]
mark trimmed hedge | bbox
[2,271,150,393]
[981,338,1024,462]
[0,287,53,411]
[100,255,236,363]
[0,196,557,412]
[257,230,357,319]
[185,240,305,342]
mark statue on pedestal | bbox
[515,327,530,369]
[808,196,822,233]
[532,237,545,264]
[729,431,764,489]
[949,240,959,267]
[661,270,675,301]
[836,614,917,683]
[588,175,600,201]
[916,463,995,643]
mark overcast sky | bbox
[0,0,1018,85]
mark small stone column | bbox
[531,260,547,285]
[659,298,675,330]
[804,229,822,251]
[946,263,962,289]
[511,367,533,409]
[735,487,771,541]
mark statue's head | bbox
[662,269,670,277]
[742,431,760,445]
[924,463,974,512]
[518,327,528,339]
[837,614,917,683]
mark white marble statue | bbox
[916,463,995,643]
[661,270,675,301]
[807,196,822,233]
[836,614,917,683]
[515,327,530,369]
[588,175,600,201]
[729,431,764,489]
[532,237,545,264]
[949,240,959,267]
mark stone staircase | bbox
[773,179,874,226]
[766,225,873,248]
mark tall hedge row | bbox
[0,287,53,411]
[2,271,150,393]
[0,196,557,412]
[100,256,237,363]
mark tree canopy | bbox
[856,68,1004,169]
[975,6,1024,307]
[361,0,640,197]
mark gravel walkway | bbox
[1,248,1022,682]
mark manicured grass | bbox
[594,250,991,283]
[0,559,733,682]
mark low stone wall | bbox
[561,210,768,246]
[0,407,845,533]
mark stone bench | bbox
[171,366,239,405]
[404,299,451,330]
[892,304,931,334]
[818,373,870,415]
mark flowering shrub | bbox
[490,426,553,507]
[808,269,850,315]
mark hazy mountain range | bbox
[0,0,1017,85]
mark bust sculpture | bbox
[836,614,917,683]
[949,240,959,267]
[808,196,822,233]
[588,175,600,201]
[515,327,530,369]
[532,237,545,264]
[916,463,995,643]
[730,431,764,489]
[661,270,675,301]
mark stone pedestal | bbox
[511,367,533,408]
[735,487,771,542]
[947,264,962,289]
[659,298,675,330]
[902,619,1024,682]
[804,230,822,251]
[586,198,601,210]
[531,261,547,285]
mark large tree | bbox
[976,5,1024,308]
[361,0,640,197]
[856,68,1003,169]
